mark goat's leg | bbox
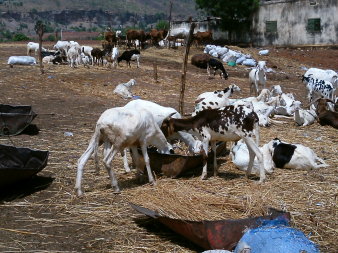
[140,144,155,184]
[211,141,218,176]
[103,148,120,193]
[243,137,265,183]
[122,148,131,172]
[201,140,210,180]
[75,145,95,196]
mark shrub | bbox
[13,33,30,41]
[46,35,55,41]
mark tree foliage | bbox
[195,0,259,32]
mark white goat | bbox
[249,61,267,95]
[293,101,317,126]
[266,138,328,170]
[81,46,93,65]
[124,99,201,154]
[193,84,241,116]
[75,107,173,196]
[231,138,328,174]
[42,55,55,64]
[27,42,47,55]
[113,79,136,99]
[111,46,119,68]
[231,140,274,175]
[67,44,82,68]
[53,40,71,55]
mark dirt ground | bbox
[0,42,337,253]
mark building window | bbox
[266,21,277,33]
[307,18,321,32]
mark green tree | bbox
[195,0,259,40]
[156,20,169,30]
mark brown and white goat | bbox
[315,98,338,129]
[161,105,266,182]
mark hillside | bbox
[0,0,199,39]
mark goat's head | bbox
[230,84,241,93]
[257,61,267,71]
[160,112,176,137]
[221,70,229,79]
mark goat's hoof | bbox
[113,189,121,194]
[75,188,83,197]
[200,174,208,180]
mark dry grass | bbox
[0,42,337,252]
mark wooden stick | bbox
[179,22,196,115]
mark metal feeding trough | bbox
[0,144,49,188]
[131,203,291,251]
[144,142,227,178]
[0,104,37,136]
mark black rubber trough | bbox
[0,144,49,187]
[140,142,227,178]
[0,104,37,136]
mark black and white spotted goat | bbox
[302,75,336,102]
[193,84,241,116]
[161,105,266,182]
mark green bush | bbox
[156,20,169,30]
[13,33,30,41]
[46,34,56,41]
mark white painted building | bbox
[252,0,338,46]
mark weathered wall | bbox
[252,0,338,46]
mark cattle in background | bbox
[149,29,168,46]
[193,31,213,46]
[126,30,149,49]
[191,53,211,69]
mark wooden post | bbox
[179,22,196,115]
[34,21,45,74]
[167,1,173,49]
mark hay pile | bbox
[127,179,274,221]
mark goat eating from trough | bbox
[75,107,173,196]
[161,105,266,182]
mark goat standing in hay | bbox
[161,105,266,182]
[75,107,173,196]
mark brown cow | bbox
[126,30,148,49]
[104,29,117,46]
[193,31,213,47]
[191,53,211,69]
[149,29,167,46]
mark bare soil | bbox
[0,42,337,253]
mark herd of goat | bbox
[6,40,337,196]
[75,53,337,196]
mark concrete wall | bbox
[252,0,338,46]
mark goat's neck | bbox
[222,87,232,97]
